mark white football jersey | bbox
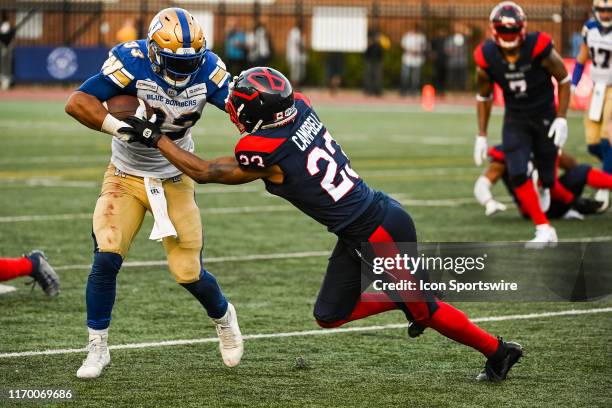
[582,19,612,85]
[100,40,230,178]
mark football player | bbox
[0,251,59,296]
[127,67,523,382]
[474,146,612,219]
[64,8,242,378]
[571,0,612,211]
[473,1,571,244]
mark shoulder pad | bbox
[531,32,553,60]
[201,51,230,88]
[294,92,312,107]
[234,134,287,169]
[473,42,489,69]
[101,41,146,88]
[585,19,599,30]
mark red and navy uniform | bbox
[489,145,590,218]
[235,94,376,233]
[234,94,501,358]
[474,32,558,190]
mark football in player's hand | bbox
[103,95,154,120]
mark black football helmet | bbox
[489,1,526,49]
[226,67,297,134]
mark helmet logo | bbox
[247,68,286,92]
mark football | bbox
[102,95,154,120]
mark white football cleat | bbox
[76,333,110,379]
[525,224,558,249]
[485,200,507,216]
[212,303,243,368]
[594,189,610,213]
[562,209,585,220]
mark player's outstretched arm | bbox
[157,136,274,185]
[65,91,109,131]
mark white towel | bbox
[588,82,607,122]
[144,177,178,241]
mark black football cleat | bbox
[25,250,60,297]
[476,338,523,382]
[407,321,426,338]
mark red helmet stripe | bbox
[232,90,259,101]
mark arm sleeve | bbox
[207,84,229,112]
[572,62,585,87]
[77,73,123,101]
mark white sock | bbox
[88,328,109,338]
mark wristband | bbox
[101,113,129,137]
[476,94,493,102]
[571,62,584,87]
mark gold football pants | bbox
[584,86,612,145]
[92,164,203,283]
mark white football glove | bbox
[548,117,568,148]
[485,199,507,216]
[473,135,488,166]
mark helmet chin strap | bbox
[163,72,191,89]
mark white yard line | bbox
[0,206,293,223]
[53,250,331,271]
[0,196,489,223]
[1,307,610,359]
[0,178,262,193]
[0,284,16,294]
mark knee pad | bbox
[510,173,529,188]
[167,247,201,284]
[313,300,350,328]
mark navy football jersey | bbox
[234,93,377,233]
[474,32,556,115]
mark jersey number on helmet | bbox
[307,131,360,202]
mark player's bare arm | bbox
[156,135,281,185]
[476,68,494,136]
[65,91,108,131]
[575,42,590,65]
[542,49,570,118]
[473,67,493,166]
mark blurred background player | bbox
[65,7,242,379]
[473,1,571,244]
[126,67,524,383]
[572,0,612,211]
[474,146,612,219]
[0,251,60,296]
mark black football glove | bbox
[573,197,603,215]
[118,114,161,148]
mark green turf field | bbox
[0,100,610,407]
